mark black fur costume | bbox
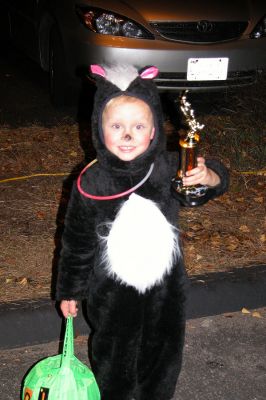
[56,65,229,400]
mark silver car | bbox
[2,0,266,105]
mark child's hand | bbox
[60,300,78,318]
[182,157,221,188]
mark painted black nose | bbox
[123,134,132,141]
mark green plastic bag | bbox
[22,317,100,400]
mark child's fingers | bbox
[197,156,205,165]
[183,173,203,186]
[60,301,70,318]
[69,300,78,317]
[182,162,208,186]
[60,300,78,318]
[181,156,221,187]
[184,157,206,177]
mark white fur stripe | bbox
[105,65,139,91]
[100,194,180,293]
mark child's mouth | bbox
[119,146,136,152]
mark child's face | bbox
[102,96,155,161]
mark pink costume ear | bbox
[140,66,159,80]
[90,64,106,77]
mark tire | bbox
[49,26,69,107]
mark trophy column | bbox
[171,91,213,207]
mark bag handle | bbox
[61,316,74,366]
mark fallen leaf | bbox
[223,314,234,318]
[36,211,45,220]
[211,236,221,247]
[241,307,251,314]
[70,151,78,157]
[196,254,203,261]
[239,225,250,233]
[252,311,262,318]
[19,277,28,286]
[186,231,197,238]
[254,197,264,203]
[226,243,238,251]
[5,278,14,283]
[260,234,266,243]
[191,224,202,231]
[206,264,215,269]
[187,245,195,251]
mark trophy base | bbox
[171,178,214,207]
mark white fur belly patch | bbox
[100,194,180,293]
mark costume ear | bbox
[90,64,106,78]
[140,66,159,80]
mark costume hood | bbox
[90,64,166,175]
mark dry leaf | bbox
[19,277,28,286]
[224,313,234,318]
[241,307,251,314]
[227,243,238,251]
[239,225,250,233]
[252,311,262,318]
[186,245,195,252]
[260,234,266,243]
[36,211,45,220]
[186,231,197,238]
[5,278,14,283]
[70,151,78,157]
[211,236,221,246]
[196,254,203,261]
[254,197,264,203]
[191,224,201,231]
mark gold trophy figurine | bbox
[171,91,212,206]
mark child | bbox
[56,65,229,400]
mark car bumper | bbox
[65,34,266,91]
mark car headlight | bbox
[250,15,266,39]
[76,6,154,39]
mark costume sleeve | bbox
[205,158,229,197]
[56,182,96,301]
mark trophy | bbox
[171,91,213,206]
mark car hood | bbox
[120,0,251,21]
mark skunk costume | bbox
[56,65,229,400]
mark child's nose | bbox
[122,134,132,141]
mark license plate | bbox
[187,57,229,81]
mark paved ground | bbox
[1,308,265,400]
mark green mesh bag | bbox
[22,317,100,400]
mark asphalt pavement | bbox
[0,308,265,400]
[0,264,265,400]
[1,264,265,349]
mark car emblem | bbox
[197,20,213,33]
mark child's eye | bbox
[112,124,120,129]
[136,124,144,130]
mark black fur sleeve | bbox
[56,183,96,301]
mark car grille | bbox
[150,21,248,43]
[155,70,257,90]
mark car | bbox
[2,0,266,105]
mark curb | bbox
[0,265,265,349]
